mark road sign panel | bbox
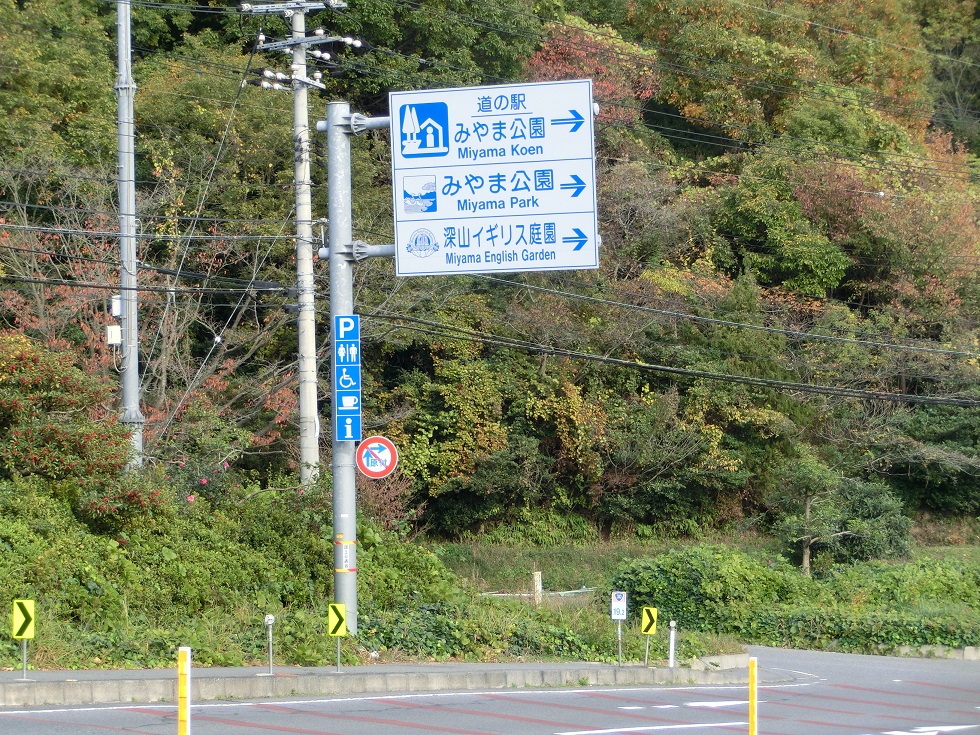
[12,599,34,639]
[390,80,598,277]
[355,435,398,479]
[328,603,347,637]
[610,591,627,621]
[333,315,361,442]
[642,606,658,635]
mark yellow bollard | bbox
[748,656,757,735]
[178,646,191,735]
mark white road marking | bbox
[686,700,750,708]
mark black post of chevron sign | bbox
[12,599,35,639]
[641,606,658,635]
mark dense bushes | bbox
[0,472,637,668]
[609,545,815,630]
[609,545,980,652]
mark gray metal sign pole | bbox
[326,100,358,633]
[323,103,391,635]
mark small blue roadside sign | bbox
[333,315,361,441]
[390,79,598,277]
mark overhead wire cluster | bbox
[1,0,978,409]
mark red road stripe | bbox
[380,696,588,730]
[796,718,895,730]
[482,692,689,724]
[195,715,345,734]
[798,691,934,710]
[833,682,979,705]
[905,679,980,695]
[483,692,754,733]
[257,702,492,735]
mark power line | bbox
[368,312,980,407]
[0,272,287,295]
[722,0,980,71]
[477,277,980,358]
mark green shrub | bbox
[610,544,980,652]
[609,545,816,631]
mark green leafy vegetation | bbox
[610,545,980,652]
[1,0,979,667]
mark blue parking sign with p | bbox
[334,316,362,441]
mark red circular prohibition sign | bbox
[355,435,399,479]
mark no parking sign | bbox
[355,436,398,479]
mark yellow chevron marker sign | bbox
[12,599,35,640]
[641,606,658,636]
[328,603,347,637]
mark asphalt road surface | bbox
[1,647,977,735]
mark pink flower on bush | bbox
[200,478,207,485]
[187,495,195,502]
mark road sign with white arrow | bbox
[390,79,599,276]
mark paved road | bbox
[1,648,977,735]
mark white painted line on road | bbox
[686,700,750,708]
[556,722,747,735]
[0,702,258,716]
[616,705,680,710]
[768,666,821,679]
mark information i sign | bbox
[389,80,598,277]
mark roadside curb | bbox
[0,657,753,707]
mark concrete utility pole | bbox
[242,0,349,486]
[290,8,320,486]
[115,0,145,465]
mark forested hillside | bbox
[1,0,978,570]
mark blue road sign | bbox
[390,80,598,277]
[333,315,361,441]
